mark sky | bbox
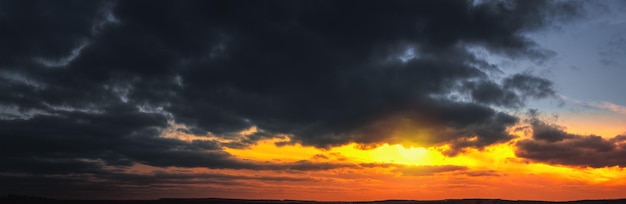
[1,0,626,201]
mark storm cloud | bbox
[0,0,583,193]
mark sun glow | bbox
[225,138,495,167]
[222,134,626,187]
[396,145,428,161]
[224,138,441,165]
[336,144,431,165]
[168,132,626,201]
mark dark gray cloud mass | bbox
[516,116,626,168]
[0,0,583,197]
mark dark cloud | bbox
[464,73,557,108]
[516,118,626,168]
[5,163,479,199]
[526,116,574,142]
[503,73,557,100]
[0,158,106,175]
[0,0,109,67]
[311,154,329,160]
[460,170,504,177]
[394,165,468,176]
[0,159,418,199]
[0,0,583,196]
[0,107,371,171]
[0,170,320,199]
[359,163,489,177]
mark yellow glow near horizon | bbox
[223,137,626,186]
[224,139,445,165]
[225,138,502,167]
[396,145,428,161]
[224,139,321,162]
[155,118,626,201]
[335,144,430,165]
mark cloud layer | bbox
[1,0,602,198]
[516,115,626,168]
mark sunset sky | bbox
[1,0,626,201]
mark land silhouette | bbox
[2,195,626,204]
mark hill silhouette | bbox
[2,196,626,204]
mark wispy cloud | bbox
[559,95,626,115]
[595,101,626,115]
